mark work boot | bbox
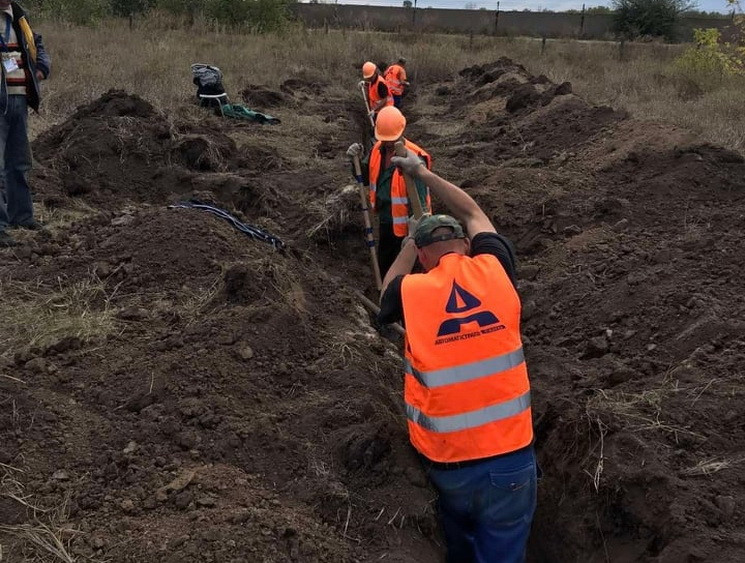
[13,219,45,231]
[0,231,18,247]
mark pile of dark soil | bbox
[32,90,246,204]
[0,206,439,562]
[241,84,289,109]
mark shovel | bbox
[359,80,375,130]
[394,141,425,219]
[352,155,383,290]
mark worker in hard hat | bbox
[361,61,393,122]
[346,106,432,278]
[384,58,409,109]
[378,150,537,563]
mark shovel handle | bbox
[353,155,383,290]
[394,141,425,219]
[359,82,375,130]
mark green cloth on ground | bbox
[221,104,280,125]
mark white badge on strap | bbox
[2,55,19,73]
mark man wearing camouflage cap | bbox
[378,150,536,563]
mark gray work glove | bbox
[407,214,426,237]
[401,214,429,248]
[346,143,364,159]
[391,148,426,176]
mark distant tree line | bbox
[21,0,297,30]
[21,0,732,41]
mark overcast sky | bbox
[323,0,734,13]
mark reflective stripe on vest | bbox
[369,75,393,109]
[405,347,525,389]
[401,253,533,462]
[368,139,432,234]
[406,391,531,433]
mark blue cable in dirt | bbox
[169,201,285,251]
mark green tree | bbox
[155,0,203,18]
[204,0,294,32]
[612,0,696,40]
[111,0,154,17]
[37,0,110,24]
[403,0,413,7]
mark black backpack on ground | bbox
[191,64,227,108]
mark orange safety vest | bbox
[368,74,393,110]
[384,64,407,96]
[400,253,533,463]
[368,139,432,237]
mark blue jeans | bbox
[0,95,34,231]
[425,447,537,563]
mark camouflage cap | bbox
[414,214,466,248]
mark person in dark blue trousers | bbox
[378,153,538,562]
[425,447,537,563]
[0,1,50,247]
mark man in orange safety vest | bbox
[360,61,393,122]
[383,57,409,109]
[377,151,537,563]
[346,106,432,278]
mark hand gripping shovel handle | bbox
[353,155,383,290]
[359,81,375,130]
[394,141,425,219]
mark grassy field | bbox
[29,18,745,153]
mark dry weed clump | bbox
[0,463,92,563]
[585,377,703,440]
[306,184,360,242]
[0,276,120,360]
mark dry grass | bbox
[0,465,99,563]
[177,274,223,326]
[306,184,360,241]
[586,380,704,441]
[681,457,745,476]
[0,276,120,360]
[32,200,100,231]
[28,18,745,153]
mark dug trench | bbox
[1,59,744,562]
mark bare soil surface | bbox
[2,57,744,562]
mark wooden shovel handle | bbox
[352,155,383,290]
[359,82,374,129]
[394,141,425,219]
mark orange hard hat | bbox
[362,61,377,79]
[375,106,406,142]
